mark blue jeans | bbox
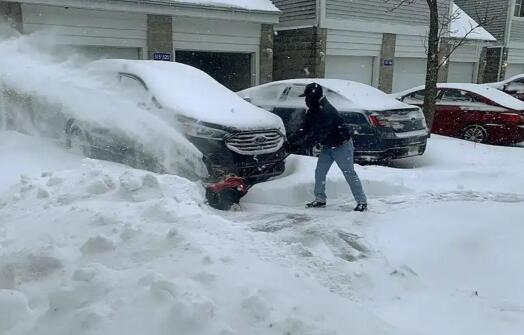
[314,140,367,204]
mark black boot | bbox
[354,203,367,212]
[306,200,326,208]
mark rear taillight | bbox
[369,113,390,127]
[500,113,524,124]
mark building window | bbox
[515,0,524,17]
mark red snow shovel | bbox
[205,175,249,210]
[205,153,291,210]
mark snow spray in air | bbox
[0,26,207,180]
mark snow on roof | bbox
[160,0,279,12]
[271,79,414,111]
[450,4,496,41]
[395,83,524,110]
[90,60,284,131]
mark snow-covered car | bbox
[238,79,429,162]
[394,84,524,145]
[485,74,524,102]
[86,60,287,182]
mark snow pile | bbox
[0,131,414,335]
[243,135,524,335]
[0,28,206,180]
[450,4,496,41]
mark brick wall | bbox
[273,27,327,80]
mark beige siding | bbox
[326,0,450,27]
[326,29,382,56]
[450,43,481,63]
[21,4,147,48]
[510,19,524,42]
[272,0,317,26]
[173,17,261,53]
[395,35,427,58]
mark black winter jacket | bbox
[292,97,352,149]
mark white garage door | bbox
[506,64,524,79]
[325,56,374,85]
[393,58,427,92]
[69,46,141,60]
[448,62,475,83]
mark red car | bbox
[395,84,524,145]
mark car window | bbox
[119,74,150,103]
[439,89,493,108]
[505,79,524,92]
[440,89,476,102]
[279,84,307,108]
[403,90,425,104]
[243,84,288,111]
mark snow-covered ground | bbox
[1,130,523,335]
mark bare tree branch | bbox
[437,2,497,70]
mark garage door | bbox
[69,46,141,60]
[176,51,253,91]
[506,64,524,79]
[393,58,427,92]
[448,62,475,83]
[325,56,374,85]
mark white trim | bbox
[16,0,279,23]
[274,24,316,31]
[318,0,327,28]
[372,56,380,88]
[253,51,260,86]
[507,0,516,45]
[323,18,428,36]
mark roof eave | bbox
[17,0,281,24]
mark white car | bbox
[485,74,524,102]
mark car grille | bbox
[225,130,284,155]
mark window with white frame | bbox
[515,0,524,17]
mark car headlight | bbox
[181,120,230,140]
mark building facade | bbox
[456,0,524,82]
[272,0,494,92]
[0,0,279,91]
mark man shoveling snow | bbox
[289,83,368,212]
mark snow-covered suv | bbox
[79,60,287,182]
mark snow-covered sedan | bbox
[77,60,287,183]
[395,84,524,145]
[486,74,524,102]
[238,79,429,162]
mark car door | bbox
[432,89,466,137]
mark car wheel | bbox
[66,125,91,156]
[462,125,488,143]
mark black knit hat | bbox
[299,82,323,98]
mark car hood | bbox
[89,60,285,132]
